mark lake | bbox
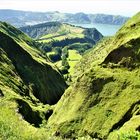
[72,23,122,36]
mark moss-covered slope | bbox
[0,21,68,139]
[47,13,140,139]
[0,21,67,105]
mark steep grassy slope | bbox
[47,13,140,139]
[0,21,68,140]
[0,21,67,105]
[1,12,139,140]
[20,22,62,39]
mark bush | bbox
[48,53,61,62]
[61,48,70,74]
[52,47,62,55]
[68,43,92,54]
[119,131,140,140]
[60,66,69,74]
[41,44,52,52]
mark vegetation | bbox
[47,47,62,62]
[68,50,82,74]
[46,12,140,139]
[0,12,140,140]
[68,43,92,54]
[20,22,103,77]
[0,21,67,139]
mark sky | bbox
[0,0,140,17]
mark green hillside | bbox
[20,22,103,44]
[0,21,67,104]
[46,13,140,139]
[1,12,140,140]
[39,23,84,42]
[0,21,67,139]
[20,22,103,79]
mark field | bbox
[68,50,82,74]
[39,24,85,43]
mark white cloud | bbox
[0,0,139,16]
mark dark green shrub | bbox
[48,53,61,62]
[62,47,68,58]
[53,47,62,55]
[61,66,69,74]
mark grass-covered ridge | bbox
[39,23,85,42]
[0,10,129,27]
[47,13,140,139]
[20,22,103,44]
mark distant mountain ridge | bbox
[19,21,103,40]
[19,21,103,76]
[0,9,129,27]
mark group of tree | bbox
[61,47,70,74]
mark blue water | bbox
[72,23,122,36]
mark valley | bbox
[0,9,140,140]
[20,22,103,82]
